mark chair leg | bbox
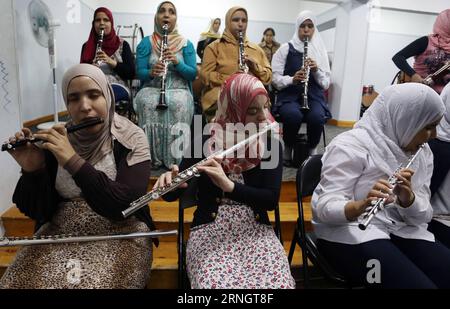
[302,248,309,288]
[322,127,327,148]
[288,227,298,265]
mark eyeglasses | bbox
[300,23,314,29]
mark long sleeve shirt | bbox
[12,141,154,231]
[271,43,330,91]
[136,36,197,83]
[392,36,428,77]
[311,142,435,245]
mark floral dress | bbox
[186,173,296,289]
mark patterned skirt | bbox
[0,200,153,289]
[186,203,296,289]
[135,86,194,169]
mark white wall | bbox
[112,11,295,58]
[0,0,22,235]
[81,0,305,23]
[14,0,93,122]
[363,8,437,93]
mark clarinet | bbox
[122,122,278,217]
[2,117,104,152]
[238,31,249,74]
[156,23,169,110]
[0,230,177,247]
[300,37,310,110]
[358,144,425,230]
[94,27,105,66]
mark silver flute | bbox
[358,144,425,230]
[0,229,177,247]
[123,122,278,218]
[238,31,249,74]
[300,37,310,110]
[94,27,105,66]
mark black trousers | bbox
[317,235,450,288]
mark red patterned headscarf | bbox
[80,7,121,64]
[429,9,450,53]
[210,73,278,174]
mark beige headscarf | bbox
[222,6,248,45]
[62,64,151,166]
[151,1,187,56]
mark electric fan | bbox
[28,0,61,129]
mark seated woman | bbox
[156,73,295,289]
[200,6,272,122]
[392,9,450,94]
[312,83,450,288]
[429,82,450,249]
[80,7,135,88]
[196,18,221,62]
[271,10,331,164]
[0,64,154,289]
[134,1,196,169]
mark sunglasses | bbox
[300,23,314,29]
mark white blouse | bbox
[431,169,450,227]
[271,43,330,91]
[311,142,435,245]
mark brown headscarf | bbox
[62,64,151,166]
[222,6,249,45]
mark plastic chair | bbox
[288,154,348,288]
[111,83,136,122]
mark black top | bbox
[163,137,283,227]
[81,40,135,81]
[429,138,450,197]
[13,140,154,233]
[392,36,428,77]
[196,37,219,61]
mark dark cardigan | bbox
[12,140,155,233]
[164,138,283,228]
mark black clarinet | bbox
[2,117,104,152]
[156,23,169,110]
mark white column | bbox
[319,0,371,123]
[0,0,22,235]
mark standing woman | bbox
[429,82,450,249]
[0,64,154,289]
[259,27,280,64]
[134,1,197,170]
[200,6,272,122]
[196,18,221,62]
[80,7,135,88]
[272,11,331,164]
[312,83,450,288]
[157,73,295,289]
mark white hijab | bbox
[290,10,330,75]
[329,83,445,190]
[438,83,450,142]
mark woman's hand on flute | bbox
[197,157,235,193]
[344,178,395,221]
[34,124,77,167]
[393,168,415,208]
[153,165,188,190]
[6,128,45,172]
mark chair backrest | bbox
[111,83,131,103]
[295,154,323,237]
